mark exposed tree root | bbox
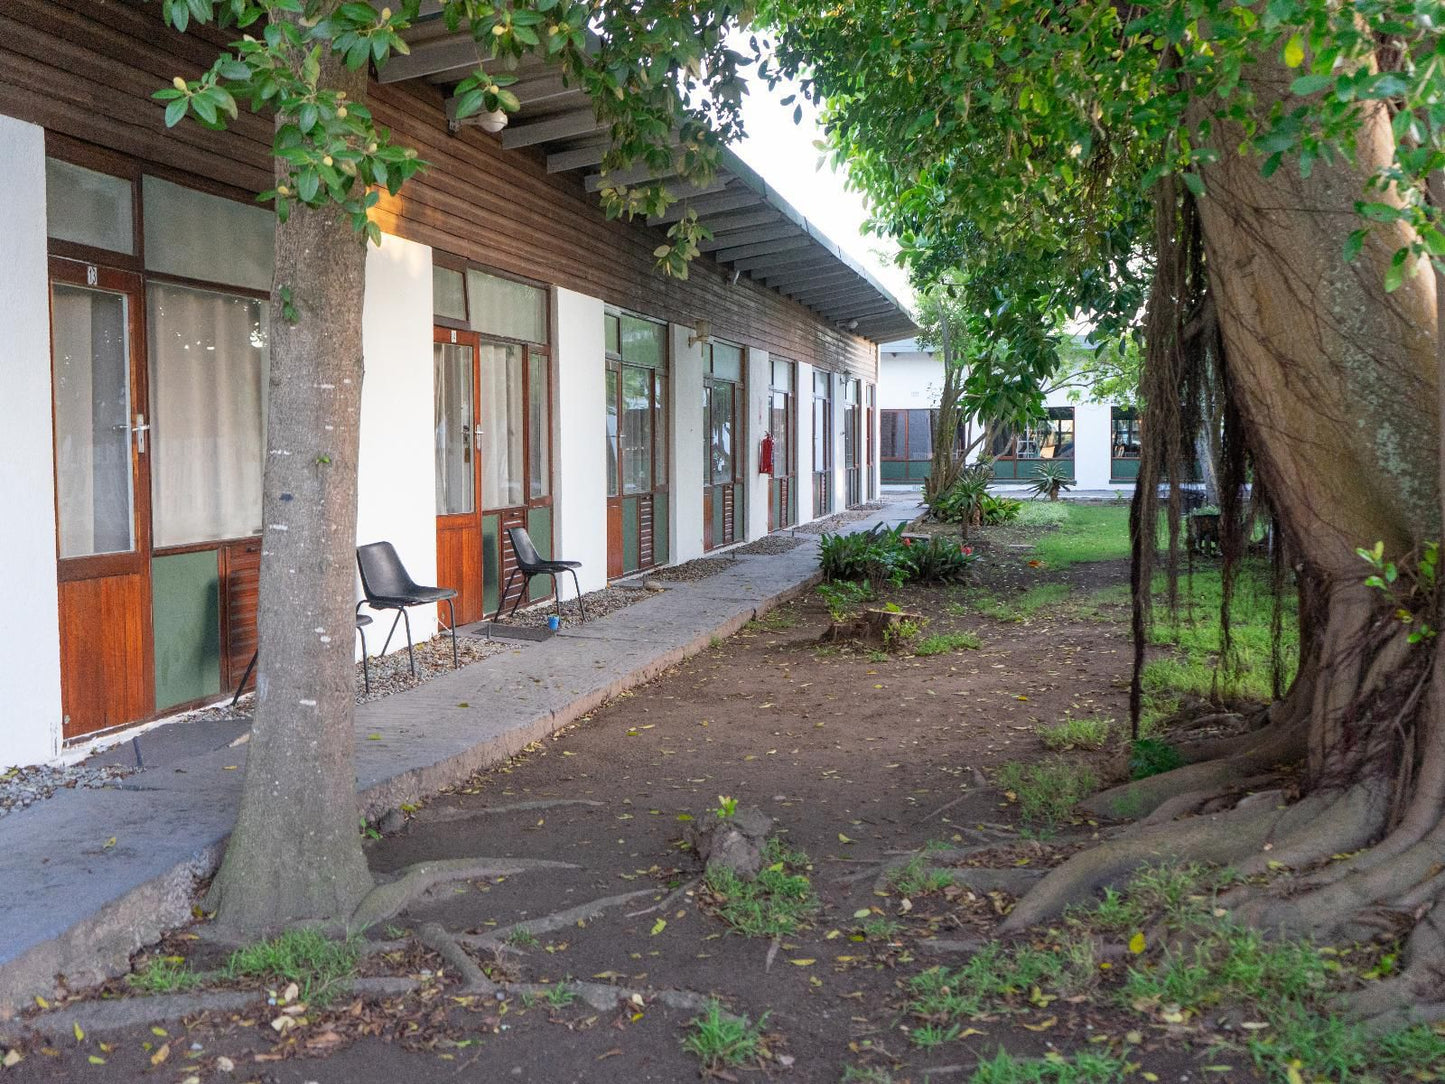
[458,888,658,948]
[1001,792,1336,932]
[417,921,493,992]
[349,857,576,932]
[627,877,702,918]
[1079,713,1306,820]
[1232,783,1389,877]
[1346,908,1445,1033]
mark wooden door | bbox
[434,327,485,625]
[50,259,154,740]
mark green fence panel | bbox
[622,496,640,574]
[152,550,221,711]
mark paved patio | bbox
[0,497,918,1017]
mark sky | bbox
[727,62,917,312]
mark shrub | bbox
[1028,461,1076,501]
[819,524,914,589]
[925,461,993,526]
[977,494,1022,524]
[907,535,978,583]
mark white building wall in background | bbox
[0,115,62,767]
[832,372,848,510]
[745,348,770,540]
[553,289,607,598]
[670,323,705,562]
[795,362,815,522]
[356,233,439,649]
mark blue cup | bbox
[547,615,561,631]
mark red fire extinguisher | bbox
[759,432,774,476]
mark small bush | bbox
[995,759,1097,830]
[925,461,993,526]
[816,580,873,620]
[906,535,979,583]
[704,838,818,937]
[819,525,914,588]
[913,631,982,656]
[978,494,1022,524]
[1028,461,1076,501]
[1016,501,1071,527]
[1129,738,1184,780]
[1036,714,1111,750]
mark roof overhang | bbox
[393,13,917,344]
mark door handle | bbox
[132,413,150,454]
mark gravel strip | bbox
[733,534,808,556]
[0,762,138,819]
[502,584,656,629]
[795,503,885,534]
[641,556,740,582]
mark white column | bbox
[745,347,770,539]
[1071,402,1112,489]
[357,233,438,649]
[796,361,815,523]
[669,323,705,562]
[554,288,607,596]
[0,115,62,766]
[832,372,848,510]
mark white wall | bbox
[795,362,815,521]
[832,372,848,510]
[878,352,943,410]
[554,288,607,597]
[356,233,438,648]
[1071,401,1113,489]
[669,323,705,562]
[745,348,770,540]
[0,115,62,766]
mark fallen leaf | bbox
[1022,1016,1057,1031]
[34,996,48,1010]
[87,1055,106,1065]
[853,909,872,919]
[1128,931,1147,954]
[149,1042,169,1067]
[2,1050,22,1068]
[790,959,815,967]
[650,919,666,936]
[103,837,116,849]
[366,733,382,740]
[281,982,299,1003]
[72,1022,84,1042]
[837,833,855,844]
[216,1055,235,1072]
[150,1027,168,1038]
[1124,1031,1143,1045]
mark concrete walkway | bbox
[0,497,918,1017]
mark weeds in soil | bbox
[970,1049,1130,1084]
[969,583,1073,622]
[704,838,818,937]
[749,609,796,632]
[1036,714,1112,750]
[816,580,873,621]
[841,1066,896,1084]
[222,929,358,1005]
[543,980,577,1008]
[127,956,203,994]
[907,941,1097,1037]
[507,928,540,948]
[682,999,767,1070]
[1129,737,1184,779]
[995,759,1097,830]
[913,631,982,656]
[860,916,902,940]
[888,854,958,896]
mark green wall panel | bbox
[1111,458,1141,481]
[527,506,554,601]
[991,459,1076,482]
[622,496,640,573]
[653,492,669,565]
[711,487,725,547]
[152,550,221,711]
[482,514,500,615]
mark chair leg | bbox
[380,609,404,657]
[445,598,458,669]
[551,572,561,617]
[508,573,531,617]
[402,607,416,678]
[232,649,258,707]
[499,568,519,619]
[358,624,370,695]
[569,569,586,622]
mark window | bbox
[466,268,547,344]
[1112,408,1141,458]
[812,371,832,472]
[529,349,550,498]
[46,158,134,255]
[843,378,861,469]
[433,266,467,322]
[880,410,904,459]
[770,358,795,476]
[996,407,1075,460]
[148,283,270,548]
[703,340,742,487]
[905,408,933,460]
[479,342,525,507]
[605,310,668,497]
[434,341,474,515]
[143,176,273,292]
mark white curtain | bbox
[148,283,269,547]
[479,342,524,508]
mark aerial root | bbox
[627,877,703,918]
[410,799,604,826]
[1001,791,1336,933]
[348,856,578,932]
[458,888,659,949]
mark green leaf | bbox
[1181,172,1204,198]
[1289,73,1331,96]
[1384,261,1406,293]
[164,97,190,127]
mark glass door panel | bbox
[52,284,135,558]
[434,342,475,516]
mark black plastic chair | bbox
[356,542,458,677]
[501,526,586,622]
[231,614,374,707]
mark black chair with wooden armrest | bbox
[501,526,586,622]
[356,541,458,677]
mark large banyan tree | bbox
[763,0,1445,1022]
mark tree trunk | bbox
[1007,60,1445,972]
[205,50,374,937]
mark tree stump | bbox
[687,807,774,879]
[820,608,926,649]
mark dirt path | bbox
[4,551,1269,1083]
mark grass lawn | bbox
[1029,503,1133,567]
